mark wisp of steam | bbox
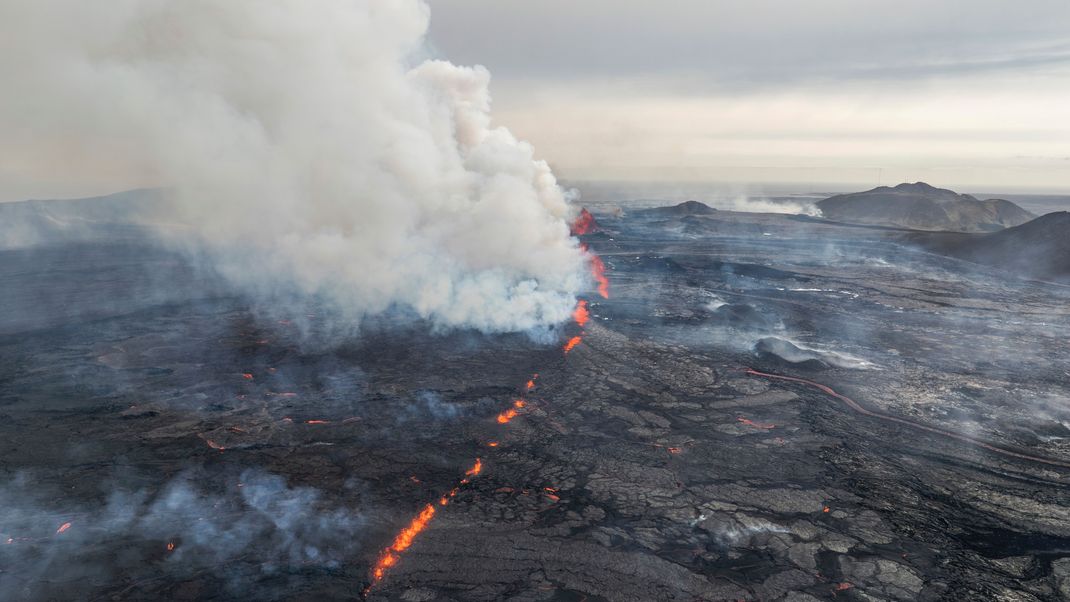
[0,0,587,333]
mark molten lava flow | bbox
[205,439,225,451]
[563,336,583,354]
[367,458,484,593]
[370,503,435,582]
[167,541,175,551]
[241,373,253,380]
[306,419,330,425]
[525,375,537,391]
[572,300,589,327]
[487,441,499,448]
[467,458,483,476]
[496,400,526,424]
[737,417,776,430]
[589,254,609,299]
[667,447,682,454]
[56,522,72,534]
[570,208,598,236]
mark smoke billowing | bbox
[0,1,586,334]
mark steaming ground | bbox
[4,203,1070,600]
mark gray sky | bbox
[429,0,1070,191]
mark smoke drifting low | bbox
[0,1,587,333]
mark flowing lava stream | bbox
[745,368,1070,469]
[363,210,608,596]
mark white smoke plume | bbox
[0,1,587,333]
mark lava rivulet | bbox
[590,254,609,299]
[570,208,598,236]
[366,457,484,592]
[365,239,612,595]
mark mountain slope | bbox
[912,212,1070,281]
[818,182,1034,232]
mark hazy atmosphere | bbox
[430,0,1070,191]
[3,2,1070,601]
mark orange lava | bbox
[835,582,853,591]
[487,441,499,448]
[667,447,682,454]
[368,458,484,591]
[572,300,590,327]
[737,417,776,430]
[464,458,483,479]
[563,336,583,354]
[570,208,598,236]
[241,373,253,380]
[306,419,330,425]
[589,254,609,299]
[205,439,225,451]
[167,541,175,551]
[496,400,526,424]
[823,506,831,513]
[56,522,72,534]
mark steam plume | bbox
[0,1,586,333]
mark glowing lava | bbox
[367,458,484,593]
[497,399,525,424]
[205,439,225,451]
[56,522,72,534]
[572,300,590,327]
[563,336,583,354]
[570,208,598,235]
[737,417,776,430]
[589,253,609,299]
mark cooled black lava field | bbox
[3,208,1070,601]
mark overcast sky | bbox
[429,0,1070,191]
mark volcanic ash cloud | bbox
[0,0,587,333]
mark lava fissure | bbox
[364,240,610,595]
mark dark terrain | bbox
[3,197,1070,601]
[818,182,1035,232]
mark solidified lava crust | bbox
[3,208,1070,601]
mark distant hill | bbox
[0,189,168,249]
[817,182,1034,232]
[911,211,1070,282]
[633,200,717,217]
